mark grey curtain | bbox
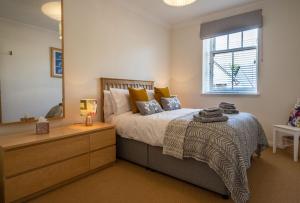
[200,10,263,40]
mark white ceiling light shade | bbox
[41,1,61,21]
[163,0,197,7]
[41,1,62,39]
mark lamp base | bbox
[85,115,93,126]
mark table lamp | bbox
[80,99,97,126]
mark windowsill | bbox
[202,92,260,96]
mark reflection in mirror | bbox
[0,0,63,124]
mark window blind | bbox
[200,10,263,40]
[210,49,257,92]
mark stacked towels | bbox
[194,107,228,123]
[219,102,239,114]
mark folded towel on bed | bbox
[203,107,222,112]
[223,109,240,114]
[219,102,236,109]
[219,102,240,114]
[193,114,228,123]
[219,102,235,106]
[198,108,226,121]
[199,110,223,118]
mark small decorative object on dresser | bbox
[80,99,98,126]
[0,122,116,202]
[35,117,49,135]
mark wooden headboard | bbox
[100,78,154,122]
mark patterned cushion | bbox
[161,97,181,111]
[136,100,163,115]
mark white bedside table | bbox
[273,125,300,162]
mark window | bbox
[202,28,260,95]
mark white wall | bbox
[0,0,170,134]
[0,18,62,123]
[170,0,300,142]
[63,0,170,123]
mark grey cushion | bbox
[136,100,163,115]
[161,97,181,111]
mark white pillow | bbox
[110,88,131,115]
[104,90,114,121]
[147,90,155,100]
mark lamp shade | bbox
[163,0,197,7]
[80,99,97,117]
[41,1,61,21]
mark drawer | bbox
[5,154,90,203]
[90,146,116,170]
[90,129,115,151]
[4,135,90,177]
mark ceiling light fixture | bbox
[163,0,197,7]
[41,1,61,21]
[41,1,62,39]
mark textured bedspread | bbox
[163,112,268,203]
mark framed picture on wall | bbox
[50,47,63,78]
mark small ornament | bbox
[36,117,50,135]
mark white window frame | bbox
[202,28,262,95]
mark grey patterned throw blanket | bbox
[163,112,268,203]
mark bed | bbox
[100,78,268,203]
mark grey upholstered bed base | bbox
[116,135,229,198]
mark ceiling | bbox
[113,0,261,25]
[0,0,260,31]
[0,0,60,31]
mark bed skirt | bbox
[116,135,229,197]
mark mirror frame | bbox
[0,0,65,126]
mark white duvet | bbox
[109,108,199,147]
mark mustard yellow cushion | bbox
[128,88,149,113]
[154,87,171,104]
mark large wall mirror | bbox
[0,0,64,124]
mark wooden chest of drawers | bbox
[0,122,116,202]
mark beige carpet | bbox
[30,148,300,203]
